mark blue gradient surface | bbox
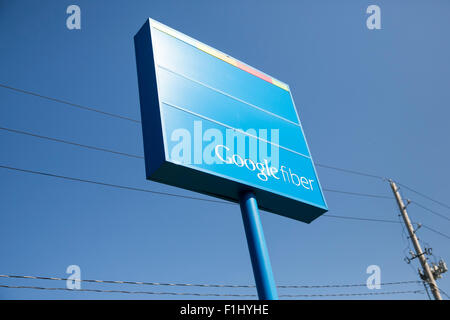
[157,67,310,156]
[152,27,299,123]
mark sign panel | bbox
[134,19,328,223]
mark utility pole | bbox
[389,180,442,300]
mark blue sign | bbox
[134,19,328,223]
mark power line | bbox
[0,284,255,297]
[280,281,421,289]
[0,162,403,213]
[0,164,229,205]
[315,163,385,180]
[422,281,432,300]
[0,274,254,289]
[1,163,450,240]
[396,181,450,212]
[0,274,421,289]
[323,214,400,224]
[280,291,423,298]
[0,284,424,298]
[0,126,143,159]
[422,225,450,241]
[324,214,450,240]
[322,188,393,200]
[0,83,141,124]
[440,288,450,299]
[411,201,450,222]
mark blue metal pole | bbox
[239,191,278,300]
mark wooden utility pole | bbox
[389,180,442,300]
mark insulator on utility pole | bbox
[389,180,442,300]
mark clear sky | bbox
[0,0,449,300]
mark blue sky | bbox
[0,0,449,299]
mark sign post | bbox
[239,191,278,300]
